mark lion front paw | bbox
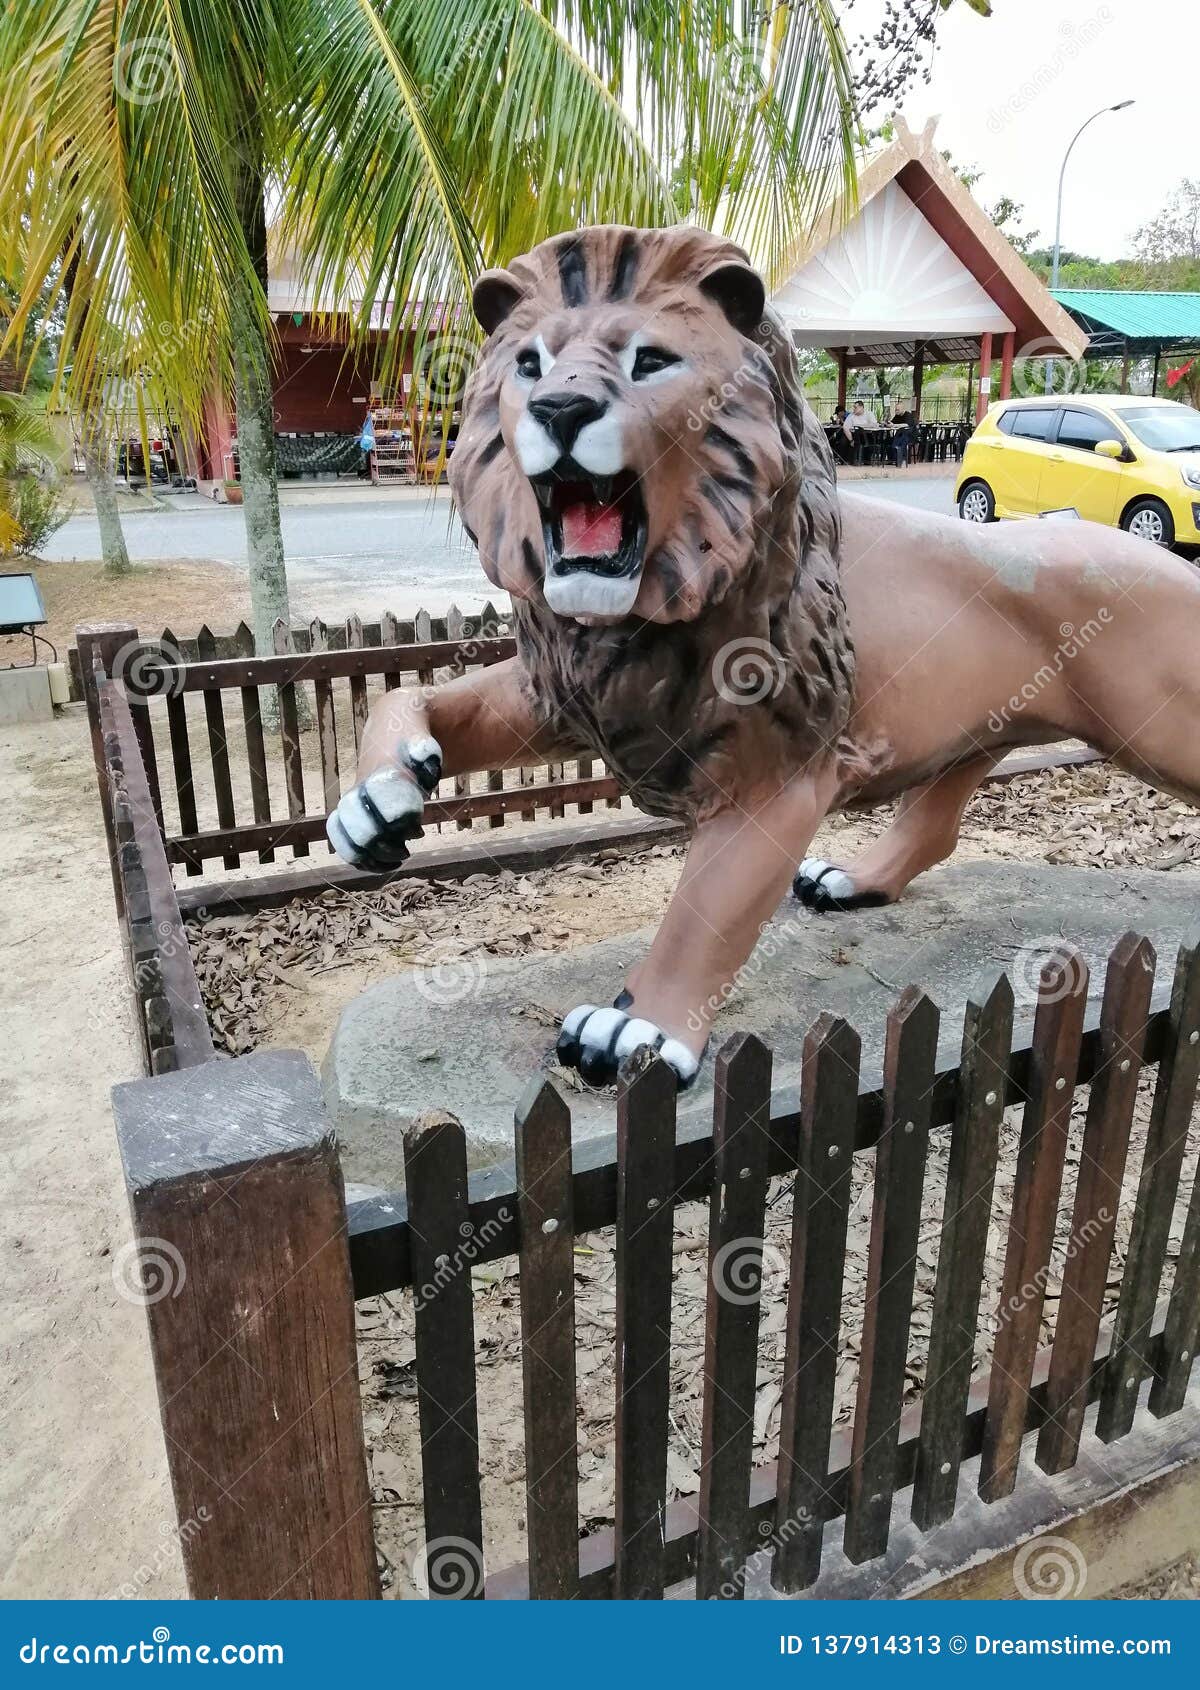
[555,1003,701,1089]
[325,737,443,871]
[793,857,890,913]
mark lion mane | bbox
[447,225,855,825]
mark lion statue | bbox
[329,224,1200,1088]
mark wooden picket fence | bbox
[111,925,1200,1599]
[76,613,622,891]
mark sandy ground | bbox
[0,705,187,1598]
[0,557,251,667]
[4,700,1199,1601]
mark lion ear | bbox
[699,262,766,336]
[472,269,523,334]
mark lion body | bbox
[448,225,856,825]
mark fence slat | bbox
[911,971,1012,1528]
[696,1033,772,1600]
[1038,934,1154,1472]
[403,1111,485,1599]
[771,1014,859,1593]
[272,620,309,859]
[514,1079,579,1599]
[380,609,403,690]
[346,614,369,756]
[232,621,274,866]
[478,611,507,831]
[979,948,1088,1500]
[1099,935,1200,1440]
[446,607,475,831]
[1151,1159,1200,1418]
[310,620,341,827]
[843,986,938,1565]
[612,1050,678,1599]
[161,629,200,878]
[196,625,239,870]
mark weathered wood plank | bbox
[696,1033,773,1599]
[99,679,214,1071]
[309,621,341,827]
[979,948,1088,1500]
[1038,934,1154,1472]
[164,776,623,864]
[345,613,369,756]
[911,971,1012,1527]
[272,619,309,859]
[772,1015,859,1592]
[514,1079,579,1599]
[403,1111,485,1598]
[195,626,239,870]
[161,627,200,878]
[613,1050,678,1599]
[176,814,683,914]
[843,987,938,1564]
[234,620,273,866]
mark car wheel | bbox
[958,480,995,523]
[1121,497,1174,547]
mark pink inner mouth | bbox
[561,500,623,557]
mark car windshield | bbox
[1119,403,1200,452]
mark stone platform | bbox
[325,861,1200,1191]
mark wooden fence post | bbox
[111,1049,380,1600]
[77,620,138,909]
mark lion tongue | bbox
[560,499,622,557]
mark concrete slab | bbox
[323,860,1200,1189]
[0,665,53,725]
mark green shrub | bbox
[0,473,68,557]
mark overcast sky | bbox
[888,0,1196,260]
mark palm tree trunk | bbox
[230,293,290,649]
[231,104,292,657]
[58,239,132,574]
[81,406,131,574]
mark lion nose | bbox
[528,391,608,454]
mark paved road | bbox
[45,475,958,618]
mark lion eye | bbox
[515,348,541,380]
[631,345,681,381]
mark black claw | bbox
[363,840,410,871]
[555,1028,582,1067]
[408,752,443,794]
[578,1047,614,1086]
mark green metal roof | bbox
[1051,289,1200,353]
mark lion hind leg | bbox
[795,752,998,912]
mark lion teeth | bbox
[532,480,554,508]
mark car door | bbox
[1037,406,1127,524]
[983,406,1061,516]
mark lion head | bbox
[448,225,814,627]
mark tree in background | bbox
[1132,178,1200,291]
[0,275,69,559]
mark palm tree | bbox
[1,2,863,651]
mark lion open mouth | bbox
[530,467,648,618]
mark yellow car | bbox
[955,394,1200,550]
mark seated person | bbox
[829,407,854,464]
[888,404,917,466]
[844,400,878,462]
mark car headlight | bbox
[1181,465,1200,490]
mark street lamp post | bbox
[1045,99,1135,394]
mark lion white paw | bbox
[793,857,888,913]
[326,737,442,871]
[555,1003,701,1089]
